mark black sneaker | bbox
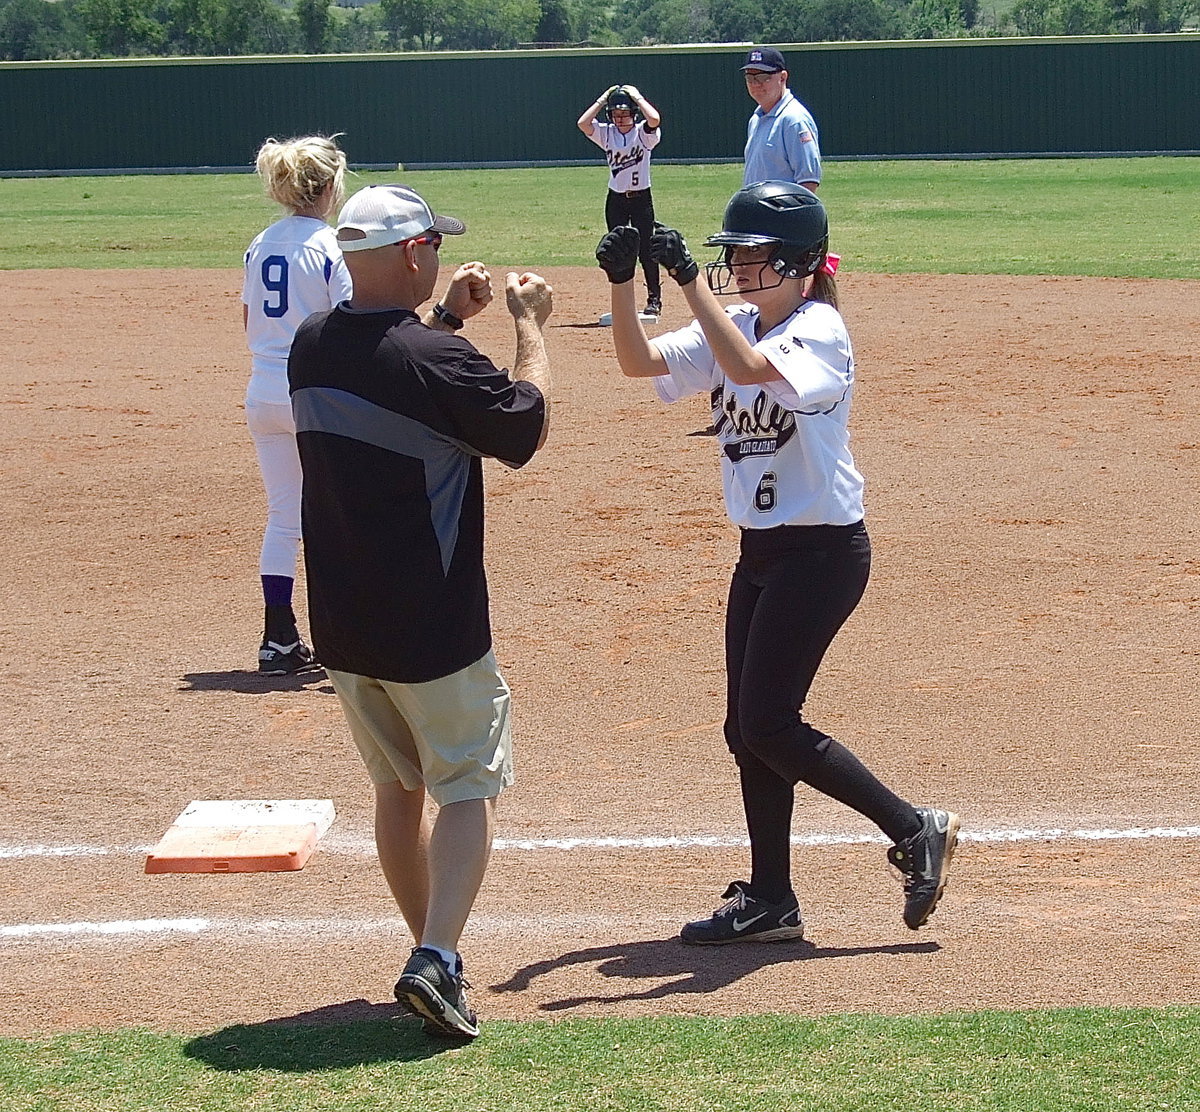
[679,881,805,945]
[888,807,961,929]
[257,638,318,676]
[639,297,662,321]
[394,947,480,1039]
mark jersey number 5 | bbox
[261,255,289,318]
[754,472,777,513]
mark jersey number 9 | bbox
[261,255,289,318]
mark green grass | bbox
[2,157,1199,277]
[1,1008,1197,1111]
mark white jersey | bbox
[587,121,661,193]
[651,300,864,529]
[242,215,352,406]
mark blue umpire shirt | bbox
[743,89,822,187]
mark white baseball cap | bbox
[335,184,466,252]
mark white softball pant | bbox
[246,399,302,579]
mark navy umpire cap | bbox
[741,47,786,73]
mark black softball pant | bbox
[723,522,918,902]
[604,188,661,300]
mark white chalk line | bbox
[1,824,1197,945]
[2,824,1199,861]
[0,912,677,944]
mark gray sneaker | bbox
[888,807,961,929]
[394,947,480,1039]
[680,881,805,945]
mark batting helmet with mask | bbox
[704,180,828,294]
[604,86,642,123]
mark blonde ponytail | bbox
[254,134,347,218]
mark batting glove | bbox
[649,223,699,286]
[596,225,640,284]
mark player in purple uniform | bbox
[242,135,351,675]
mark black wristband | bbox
[432,302,464,330]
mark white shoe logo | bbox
[261,641,299,656]
[731,911,768,932]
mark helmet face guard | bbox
[703,241,828,295]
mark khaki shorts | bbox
[327,651,514,806]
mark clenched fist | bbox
[596,225,640,285]
[649,223,699,287]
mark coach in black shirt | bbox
[288,183,552,1040]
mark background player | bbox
[242,135,351,675]
[577,84,664,322]
[595,182,958,944]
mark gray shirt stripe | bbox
[293,386,475,576]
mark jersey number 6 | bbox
[754,472,777,513]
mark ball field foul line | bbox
[2,824,1197,945]
[1,823,1198,861]
[0,912,682,943]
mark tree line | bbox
[1,0,1195,62]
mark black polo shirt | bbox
[288,305,545,683]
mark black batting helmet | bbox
[604,87,641,123]
[704,181,829,293]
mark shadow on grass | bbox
[183,999,457,1071]
[494,936,940,1011]
[177,669,334,695]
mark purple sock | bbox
[261,575,294,608]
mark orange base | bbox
[144,822,318,874]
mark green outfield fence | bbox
[2,35,1199,175]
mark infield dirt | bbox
[1,267,1197,1035]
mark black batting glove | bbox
[596,225,640,284]
[649,223,699,286]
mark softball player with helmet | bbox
[596,181,959,942]
[242,135,351,674]
[577,84,664,321]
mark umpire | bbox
[288,184,553,1040]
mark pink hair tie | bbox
[821,253,840,277]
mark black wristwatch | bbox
[432,302,464,330]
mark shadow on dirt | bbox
[493,937,940,1010]
[177,669,334,695]
[183,999,458,1070]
